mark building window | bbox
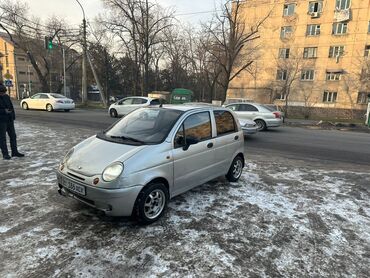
[332,23,348,35]
[4,42,7,54]
[326,71,342,81]
[301,70,315,81]
[278,48,290,59]
[276,69,288,80]
[19,71,26,75]
[329,46,345,58]
[323,91,338,103]
[308,1,323,14]
[303,47,318,59]
[364,45,370,57]
[280,26,293,39]
[283,3,295,16]
[5,56,9,67]
[335,0,351,10]
[276,92,286,100]
[357,92,369,104]
[368,21,370,33]
[18,57,26,62]
[361,68,370,80]
[306,24,321,36]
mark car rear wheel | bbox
[110,108,118,118]
[134,183,169,224]
[46,104,53,112]
[255,119,267,131]
[22,102,28,110]
[226,156,244,182]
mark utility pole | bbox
[75,0,88,105]
[63,48,67,97]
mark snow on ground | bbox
[0,121,369,277]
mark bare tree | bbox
[102,0,173,95]
[203,0,271,101]
[274,50,306,118]
[0,1,81,94]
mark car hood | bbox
[66,136,147,176]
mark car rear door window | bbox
[239,104,259,112]
[214,110,237,136]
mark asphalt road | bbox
[14,106,370,166]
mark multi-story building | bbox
[0,34,42,99]
[228,0,370,118]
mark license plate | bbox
[59,175,86,196]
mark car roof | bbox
[159,105,228,112]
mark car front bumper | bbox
[56,171,143,216]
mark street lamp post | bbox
[75,0,87,105]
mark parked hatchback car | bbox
[108,96,161,117]
[21,93,75,112]
[226,103,283,131]
[57,105,245,224]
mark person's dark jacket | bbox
[0,93,16,123]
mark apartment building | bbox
[228,0,370,118]
[0,35,42,99]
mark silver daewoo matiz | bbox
[57,105,245,224]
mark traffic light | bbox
[44,36,53,50]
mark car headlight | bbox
[102,162,124,182]
[244,123,256,128]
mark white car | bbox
[226,103,283,131]
[238,119,258,135]
[21,93,75,112]
[108,97,161,117]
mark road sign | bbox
[4,79,13,87]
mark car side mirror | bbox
[183,137,199,151]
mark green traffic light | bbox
[48,40,53,50]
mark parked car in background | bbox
[223,98,253,105]
[57,105,245,223]
[238,119,258,135]
[226,102,283,131]
[20,93,75,112]
[108,97,161,117]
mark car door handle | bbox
[234,135,239,140]
[207,142,213,148]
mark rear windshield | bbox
[50,93,66,98]
[262,105,277,112]
[101,108,183,145]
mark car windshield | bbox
[102,108,183,144]
[50,93,66,99]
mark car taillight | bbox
[273,112,281,119]
[56,100,64,103]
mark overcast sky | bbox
[23,0,220,27]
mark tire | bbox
[22,102,29,110]
[133,183,169,224]
[226,155,244,182]
[64,109,70,112]
[46,104,53,112]
[255,119,267,131]
[110,108,118,118]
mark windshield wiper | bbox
[110,135,144,143]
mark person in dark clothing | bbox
[0,83,24,160]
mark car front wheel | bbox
[133,183,169,224]
[110,108,118,118]
[226,156,244,182]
